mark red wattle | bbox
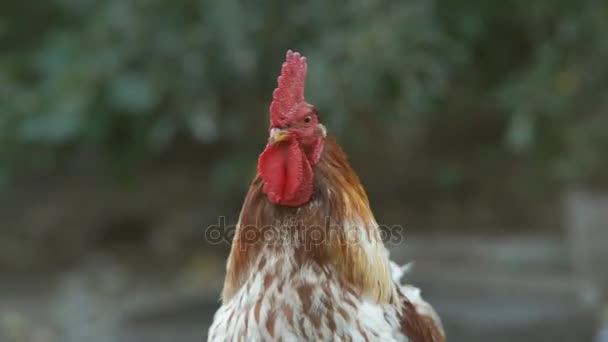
[258,139,313,207]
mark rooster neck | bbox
[223,136,394,304]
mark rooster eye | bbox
[303,116,312,124]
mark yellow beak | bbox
[269,128,290,144]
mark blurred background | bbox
[1,0,608,341]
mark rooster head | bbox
[258,50,326,207]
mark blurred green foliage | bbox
[1,0,607,186]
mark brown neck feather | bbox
[222,136,394,303]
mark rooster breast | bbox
[207,254,407,342]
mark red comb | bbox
[269,50,307,128]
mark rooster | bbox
[208,51,444,342]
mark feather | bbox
[391,261,415,283]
